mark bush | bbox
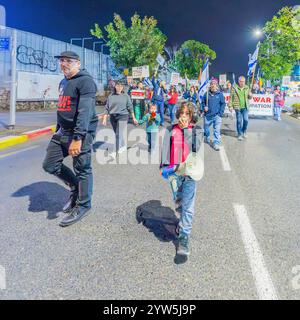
[292,103,300,114]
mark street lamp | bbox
[253,28,277,57]
[93,41,104,81]
[100,43,109,83]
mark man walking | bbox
[201,79,225,151]
[229,76,253,141]
[43,51,98,227]
[151,75,168,126]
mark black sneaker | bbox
[59,206,91,228]
[177,234,190,256]
[62,192,78,213]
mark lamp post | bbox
[253,28,281,57]
[101,43,109,84]
[70,37,93,68]
[92,41,104,81]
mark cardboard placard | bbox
[132,66,149,79]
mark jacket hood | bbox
[69,69,92,80]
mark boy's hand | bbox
[178,117,189,129]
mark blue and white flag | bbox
[232,73,236,86]
[247,43,260,77]
[143,77,153,88]
[198,59,209,101]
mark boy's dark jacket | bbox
[160,124,203,169]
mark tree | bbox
[174,40,216,79]
[258,6,300,82]
[91,13,167,74]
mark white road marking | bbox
[0,265,6,290]
[0,145,39,159]
[234,204,278,300]
[219,146,231,171]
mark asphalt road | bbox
[0,113,300,300]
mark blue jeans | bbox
[168,104,177,124]
[204,114,222,145]
[147,132,158,151]
[175,176,197,237]
[274,106,282,120]
[235,108,249,136]
[154,100,165,125]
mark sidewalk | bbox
[0,106,106,150]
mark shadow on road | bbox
[11,182,69,220]
[136,200,178,243]
[220,128,236,138]
[136,200,189,265]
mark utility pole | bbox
[9,29,17,129]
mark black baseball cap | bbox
[54,51,80,60]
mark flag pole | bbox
[206,78,209,107]
[251,42,260,90]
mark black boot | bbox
[59,206,91,227]
[62,188,78,213]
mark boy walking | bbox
[138,103,161,153]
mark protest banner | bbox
[223,93,274,116]
[170,72,180,86]
[130,89,146,100]
[132,66,149,79]
[219,74,227,86]
[156,54,165,67]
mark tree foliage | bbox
[174,40,216,79]
[258,6,300,81]
[91,13,167,74]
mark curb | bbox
[0,125,56,151]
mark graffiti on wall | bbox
[17,45,58,72]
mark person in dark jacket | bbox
[151,76,167,126]
[43,51,98,227]
[201,79,225,151]
[183,86,198,105]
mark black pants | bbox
[110,114,128,152]
[43,131,94,209]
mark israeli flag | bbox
[198,59,209,101]
[143,77,153,88]
[248,43,260,77]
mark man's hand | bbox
[248,92,253,99]
[69,140,82,157]
[204,107,209,113]
[229,107,233,112]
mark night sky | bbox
[1,0,299,76]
